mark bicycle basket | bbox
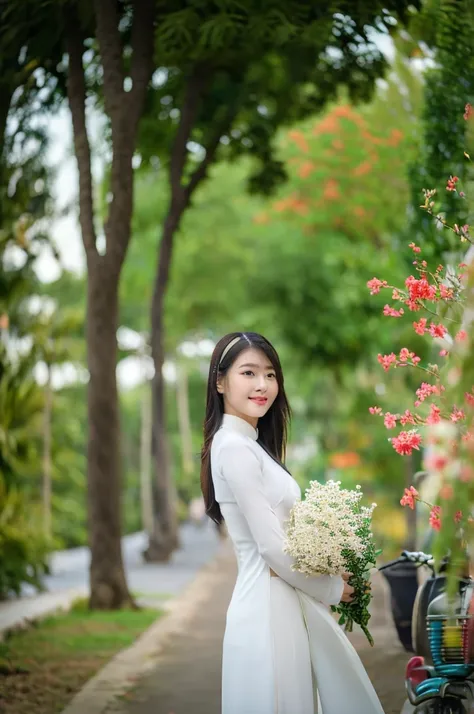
[427,615,474,677]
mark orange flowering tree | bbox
[256,101,413,245]
[251,55,423,371]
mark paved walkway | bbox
[0,523,221,635]
[108,544,411,714]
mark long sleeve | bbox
[217,440,344,606]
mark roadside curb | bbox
[0,586,88,639]
[59,538,233,714]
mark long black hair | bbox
[200,332,291,525]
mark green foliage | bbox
[0,344,43,490]
[408,0,474,256]
[140,1,421,196]
[0,475,49,599]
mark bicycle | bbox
[380,550,474,714]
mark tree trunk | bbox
[176,361,194,480]
[42,365,53,540]
[87,266,133,608]
[65,0,155,607]
[139,382,153,534]
[144,210,182,562]
[144,67,235,561]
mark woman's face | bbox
[217,347,279,427]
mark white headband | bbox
[218,336,242,366]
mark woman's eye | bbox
[267,373,276,379]
[243,371,254,376]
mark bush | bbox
[0,476,50,600]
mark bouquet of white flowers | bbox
[283,479,379,645]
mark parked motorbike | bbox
[380,550,474,714]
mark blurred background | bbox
[1,0,474,605]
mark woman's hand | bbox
[340,571,355,603]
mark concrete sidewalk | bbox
[0,523,221,637]
[105,546,411,714]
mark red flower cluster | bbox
[413,317,427,335]
[391,430,422,455]
[451,407,465,423]
[367,277,388,295]
[415,382,442,407]
[429,322,447,338]
[399,347,420,365]
[446,175,459,192]
[383,304,404,317]
[377,352,397,372]
[400,486,418,509]
[405,275,437,307]
[426,404,441,425]
[377,348,421,372]
[429,506,442,531]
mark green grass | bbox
[132,590,174,601]
[0,599,163,714]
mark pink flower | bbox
[405,298,422,312]
[450,407,465,422]
[429,322,447,338]
[384,412,397,429]
[455,330,468,342]
[400,410,416,426]
[392,430,422,455]
[398,348,420,365]
[383,305,404,317]
[464,103,472,121]
[426,403,441,425]
[367,278,388,295]
[454,510,463,524]
[439,284,454,300]
[369,406,382,415]
[429,506,442,531]
[465,391,474,407]
[399,347,411,362]
[415,382,441,406]
[377,353,397,372]
[405,276,437,303]
[413,318,427,335]
[439,349,449,357]
[409,242,421,254]
[400,485,418,509]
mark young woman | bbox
[201,332,385,714]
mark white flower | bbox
[283,480,376,577]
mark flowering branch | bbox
[368,102,474,550]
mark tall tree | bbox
[63,0,156,607]
[137,0,420,560]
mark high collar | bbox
[221,413,259,441]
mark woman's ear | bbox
[216,376,224,394]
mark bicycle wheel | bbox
[414,699,466,714]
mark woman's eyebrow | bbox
[238,362,275,370]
